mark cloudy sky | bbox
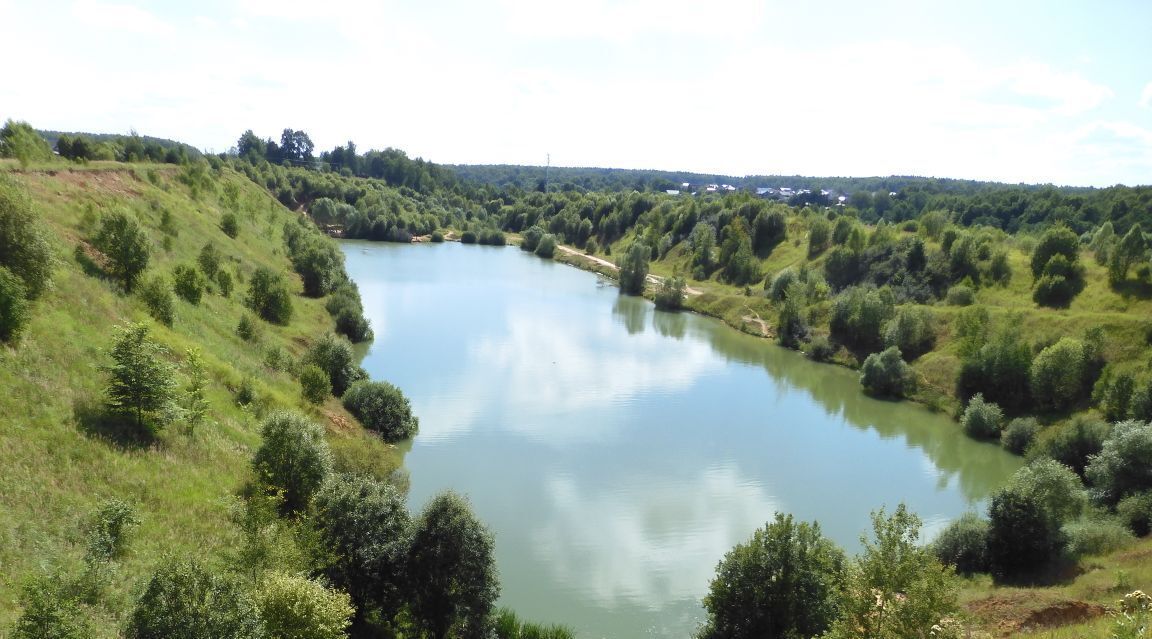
[1,0,1149,186]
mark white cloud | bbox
[1141,82,1152,108]
[70,0,174,36]
[498,0,765,41]
[1001,61,1113,116]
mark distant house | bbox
[666,189,681,196]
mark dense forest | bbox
[5,118,1152,637]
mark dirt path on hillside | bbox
[555,245,703,295]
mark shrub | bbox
[1085,419,1152,505]
[859,346,915,398]
[767,268,797,301]
[86,498,140,562]
[806,335,836,362]
[252,411,332,513]
[300,365,330,405]
[0,119,54,167]
[494,608,575,639]
[699,513,844,639]
[342,380,419,442]
[11,576,91,639]
[883,306,936,359]
[1030,337,1093,412]
[216,268,233,297]
[334,306,372,342]
[236,313,258,342]
[1063,516,1136,558]
[1007,459,1087,524]
[1029,416,1110,477]
[930,513,989,575]
[93,211,151,292]
[945,284,975,306]
[479,229,507,246]
[1117,491,1152,536]
[617,242,649,296]
[198,241,220,278]
[807,218,831,257]
[584,238,599,254]
[220,212,240,238]
[126,559,261,639]
[255,573,354,639]
[962,393,1003,440]
[535,233,557,258]
[653,277,686,311]
[1030,225,1081,279]
[520,226,544,252]
[0,175,53,298]
[246,267,293,325]
[829,286,894,353]
[1001,417,1041,455]
[987,485,1064,581]
[291,237,345,298]
[430,230,444,242]
[172,264,207,305]
[303,333,365,396]
[460,230,477,244]
[0,266,30,342]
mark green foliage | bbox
[1030,337,1094,411]
[617,241,649,296]
[290,236,345,297]
[460,230,477,244]
[0,175,53,298]
[341,380,419,442]
[125,559,261,639]
[776,281,809,348]
[1033,254,1086,308]
[957,321,1033,412]
[93,211,151,292]
[829,286,894,354]
[1007,459,1088,524]
[719,218,760,285]
[252,410,333,513]
[1030,225,1081,279]
[10,575,91,639]
[653,277,686,311]
[197,241,221,278]
[1112,590,1152,639]
[1109,223,1147,284]
[534,234,557,258]
[1085,419,1152,505]
[882,306,936,359]
[236,313,259,341]
[137,274,175,326]
[944,284,975,306]
[0,119,53,167]
[1001,417,1041,455]
[806,335,836,362]
[172,263,207,305]
[1029,416,1110,477]
[1117,491,1152,536]
[303,333,364,396]
[699,513,844,639]
[988,249,1012,284]
[962,393,1003,440]
[216,268,234,297]
[254,573,354,639]
[767,268,797,302]
[312,474,411,620]
[101,322,177,431]
[751,209,786,255]
[929,512,989,575]
[953,305,989,359]
[1063,515,1136,558]
[1102,371,1138,422]
[823,505,959,639]
[408,491,500,639]
[85,498,141,563]
[0,266,30,343]
[246,267,294,325]
[300,365,330,405]
[859,346,916,398]
[493,608,575,639]
[184,348,209,434]
[807,218,831,257]
[987,484,1065,581]
[220,212,240,238]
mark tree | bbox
[172,264,207,305]
[699,513,844,639]
[0,119,53,167]
[829,286,894,354]
[930,513,989,575]
[1030,226,1081,279]
[280,129,315,165]
[11,575,91,639]
[102,322,176,431]
[859,346,916,398]
[184,348,208,435]
[0,266,30,343]
[409,491,500,639]
[751,209,786,255]
[198,242,221,279]
[961,393,1003,439]
[617,241,649,296]
[883,306,936,359]
[535,234,557,259]
[824,505,959,639]
[0,175,53,298]
[291,238,344,297]
[987,485,1064,581]
[956,322,1033,412]
[303,333,364,396]
[220,212,240,238]
[93,211,150,292]
[126,559,261,639]
[312,474,411,623]
[1085,419,1152,505]
[236,129,265,161]
[300,365,330,405]
[1030,337,1091,411]
[807,218,831,257]
[138,274,175,326]
[341,380,419,442]
[1109,223,1148,284]
[252,411,332,513]
[255,573,354,639]
[246,267,293,325]
[1006,459,1087,523]
[653,276,686,311]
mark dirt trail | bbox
[555,245,703,295]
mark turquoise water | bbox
[342,240,1021,638]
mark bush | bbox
[86,498,140,562]
[291,237,345,298]
[829,286,894,354]
[342,380,419,442]
[334,306,373,343]
[1063,516,1136,558]
[246,267,293,325]
[11,575,91,639]
[460,230,477,244]
[216,268,233,297]
[930,513,989,575]
[0,266,30,342]
[0,175,53,298]
[220,212,239,238]
[653,277,686,311]
[617,242,649,296]
[807,218,831,257]
[859,346,915,398]
[254,573,354,639]
[987,485,1065,581]
[584,238,598,254]
[430,230,444,242]
[883,306,936,359]
[699,513,844,639]
[1007,459,1087,524]
[197,242,220,278]
[1029,416,1110,477]
[1001,417,1041,455]
[251,410,332,513]
[535,233,557,258]
[1117,491,1152,536]
[172,263,207,305]
[1085,419,1152,505]
[806,335,836,362]
[236,314,258,342]
[126,559,261,639]
[520,225,544,252]
[962,393,1003,440]
[1031,337,1093,411]
[494,608,575,639]
[93,211,151,292]
[300,365,330,405]
[945,284,975,306]
[303,333,365,396]
[479,229,507,246]
[767,268,797,301]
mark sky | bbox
[1,0,1150,187]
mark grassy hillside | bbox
[0,160,402,633]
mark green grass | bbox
[0,164,401,634]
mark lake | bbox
[342,240,1022,638]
